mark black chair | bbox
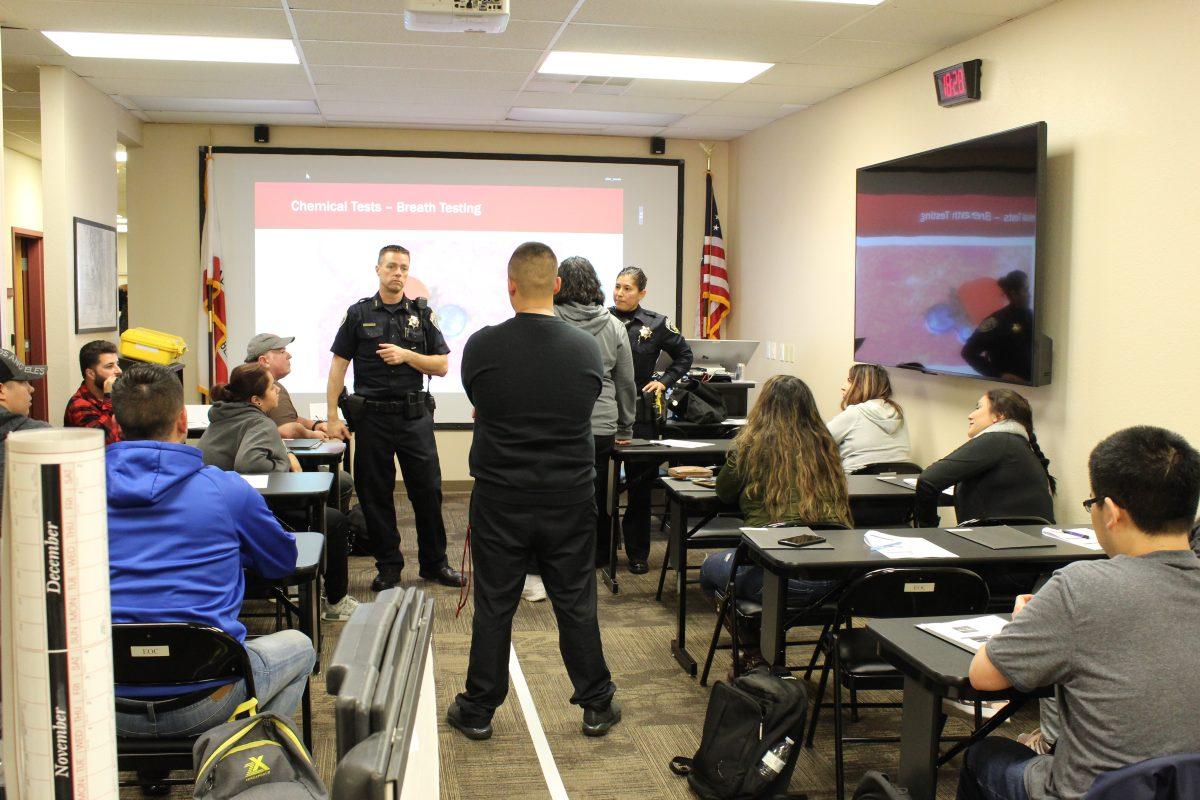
[851,462,923,476]
[699,522,850,687]
[1084,752,1200,800]
[655,511,744,602]
[113,623,256,793]
[805,567,990,800]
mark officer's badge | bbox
[666,318,680,335]
[407,314,420,329]
[978,317,998,333]
[639,325,652,341]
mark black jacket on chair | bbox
[914,431,1054,527]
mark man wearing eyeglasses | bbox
[956,425,1200,800]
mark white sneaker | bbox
[522,574,547,602]
[942,698,1009,722]
[1018,728,1054,755]
[322,594,361,621]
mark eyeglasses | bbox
[1082,496,1104,513]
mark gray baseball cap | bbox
[0,349,46,382]
[245,333,295,362]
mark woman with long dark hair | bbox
[827,364,911,473]
[199,363,359,620]
[914,388,1056,527]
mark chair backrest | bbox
[112,623,255,697]
[1084,753,1200,800]
[959,515,1052,527]
[837,567,990,620]
[852,461,923,476]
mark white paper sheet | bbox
[185,403,210,430]
[649,439,711,449]
[863,530,959,559]
[1042,526,1103,550]
[724,418,748,426]
[242,474,271,488]
[918,615,1009,653]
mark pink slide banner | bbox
[857,193,1036,238]
[256,182,623,233]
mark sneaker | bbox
[322,595,361,621]
[1018,728,1054,755]
[522,574,547,602]
[582,699,621,737]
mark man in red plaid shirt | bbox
[64,339,123,445]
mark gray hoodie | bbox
[0,410,50,500]
[827,398,911,473]
[554,302,636,439]
[198,401,290,474]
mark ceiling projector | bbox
[404,0,511,33]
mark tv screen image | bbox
[854,122,1048,385]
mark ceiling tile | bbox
[753,62,889,87]
[130,96,319,114]
[86,77,315,100]
[1,69,40,92]
[1,27,69,57]
[319,100,511,120]
[601,124,670,137]
[1,106,41,121]
[292,11,560,49]
[658,125,741,141]
[793,38,935,70]
[314,84,521,107]
[4,131,42,159]
[143,110,325,124]
[299,41,541,71]
[4,91,38,108]
[719,82,839,104]
[572,0,870,37]
[620,79,733,100]
[669,114,774,130]
[834,6,1010,47]
[0,1,291,37]
[2,120,40,134]
[889,0,1057,17]
[511,92,708,115]
[556,23,821,63]
[309,65,529,90]
[695,98,792,117]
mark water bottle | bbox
[756,735,794,779]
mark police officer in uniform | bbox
[325,244,465,590]
[609,266,692,574]
[961,269,1034,383]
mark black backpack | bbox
[852,771,910,799]
[668,378,727,424]
[670,667,809,800]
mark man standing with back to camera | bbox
[324,245,465,591]
[446,241,620,740]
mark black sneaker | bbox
[446,701,493,740]
[628,560,649,575]
[582,699,621,737]
[371,568,402,592]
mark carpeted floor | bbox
[119,489,1035,799]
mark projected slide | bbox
[254,182,623,395]
[854,192,1036,379]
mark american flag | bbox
[698,172,730,339]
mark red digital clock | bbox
[934,59,981,107]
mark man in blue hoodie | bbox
[107,363,314,738]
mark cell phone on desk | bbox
[778,533,827,548]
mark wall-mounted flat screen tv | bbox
[854,122,1050,386]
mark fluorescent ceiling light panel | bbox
[42,31,299,64]
[539,51,771,84]
[507,107,680,126]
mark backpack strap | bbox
[668,756,694,776]
[229,697,258,721]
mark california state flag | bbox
[198,151,229,395]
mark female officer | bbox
[609,266,693,573]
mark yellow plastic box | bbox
[120,327,188,365]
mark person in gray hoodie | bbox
[0,349,49,503]
[555,256,637,570]
[826,364,911,473]
[199,362,359,620]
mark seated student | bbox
[245,333,353,511]
[699,375,853,667]
[199,363,358,621]
[0,349,49,500]
[64,339,123,445]
[957,425,1200,800]
[914,389,1055,527]
[826,363,910,473]
[107,363,315,738]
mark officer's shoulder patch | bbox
[978,316,998,333]
[665,318,680,335]
[429,310,441,330]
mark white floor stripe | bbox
[509,644,569,799]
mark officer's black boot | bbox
[371,566,402,592]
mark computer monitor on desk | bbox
[657,339,759,375]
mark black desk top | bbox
[663,473,921,505]
[867,615,1022,701]
[249,471,335,497]
[747,524,1104,573]
[284,440,346,457]
[614,438,734,459]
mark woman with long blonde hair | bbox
[827,363,911,473]
[699,375,853,667]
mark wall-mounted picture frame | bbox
[74,216,118,333]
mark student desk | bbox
[605,439,734,593]
[659,474,929,675]
[244,529,325,749]
[747,525,1105,670]
[866,615,1049,800]
[252,471,334,536]
[285,438,346,471]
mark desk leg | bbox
[669,497,696,676]
[897,675,941,800]
[309,499,325,673]
[602,454,620,594]
[760,570,787,667]
[301,681,313,751]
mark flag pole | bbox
[698,143,714,338]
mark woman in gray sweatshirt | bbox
[555,256,637,567]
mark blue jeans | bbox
[116,629,316,738]
[956,737,1035,800]
[699,548,839,608]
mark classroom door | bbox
[12,229,47,422]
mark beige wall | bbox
[2,147,42,347]
[39,66,141,411]
[127,124,728,480]
[730,0,1200,524]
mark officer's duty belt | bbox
[362,392,429,414]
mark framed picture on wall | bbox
[73,216,119,333]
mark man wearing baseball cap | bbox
[0,348,49,500]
